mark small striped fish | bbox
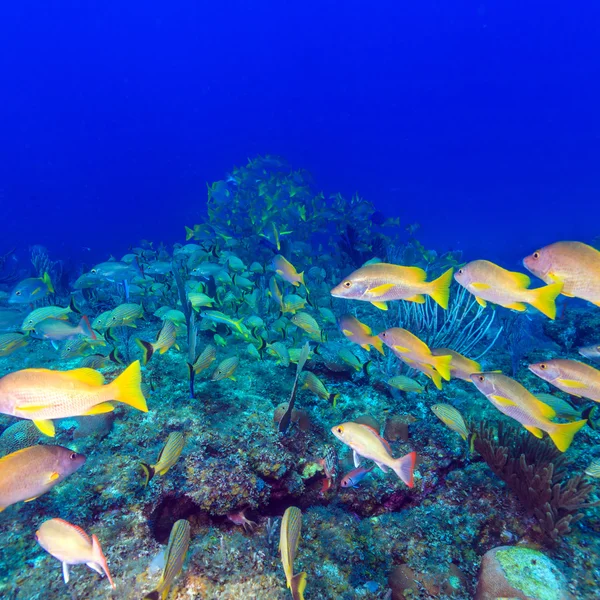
[387,375,424,394]
[92,310,113,331]
[0,332,29,357]
[135,320,179,365]
[143,519,191,600]
[291,312,322,341]
[431,403,469,441]
[106,303,143,328]
[319,445,339,492]
[267,342,290,367]
[585,459,600,478]
[21,305,72,331]
[301,372,339,406]
[211,356,239,381]
[140,432,185,487]
[280,507,307,600]
[193,344,217,374]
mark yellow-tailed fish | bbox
[432,348,481,381]
[529,359,600,402]
[0,360,147,437]
[289,347,314,364]
[140,432,185,487]
[213,333,227,347]
[36,518,115,588]
[246,343,261,360]
[301,371,339,405]
[267,342,290,367]
[431,403,469,441]
[330,264,453,310]
[331,422,416,487]
[318,307,336,324]
[470,372,586,452]
[211,356,239,381]
[0,445,86,511]
[272,255,305,287]
[386,375,424,393]
[379,328,452,386]
[200,310,245,335]
[454,260,562,319]
[193,344,217,374]
[143,519,191,600]
[135,320,179,365]
[0,332,29,357]
[280,507,307,600]
[9,272,54,304]
[524,241,600,306]
[106,303,144,328]
[290,312,322,341]
[159,310,186,326]
[338,314,384,355]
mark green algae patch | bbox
[496,547,565,600]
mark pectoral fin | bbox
[353,450,362,468]
[371,301,388,310]
[505,302,527,312]
[62,562,70,584]
[375,461,389,473]
[405,294,425,303]
[471,282,490,290]
[557,379,587,388]
[342,329,354,337]
[48,472,60,482]
[33,419,55,437]
[490,395,517,407]
[523,425,544,439]
[24,495,42,502]
[369,284,394,297]
[475,297,487,307]
[82,402,115,416]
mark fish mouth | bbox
[330,285,344,297]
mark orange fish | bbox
[523,241,600,307]
[432,348,481,381]
[271,255,305,287]
[454,260,562,319]
[338,314,384,355]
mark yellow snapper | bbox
[431,404,469,441]
[529,359,600,402]
[0,445,86,511]
[454,260,562,319]
[330,263,453,310]
[470,372,586,452]
[331,422,416,487]
[432,348,481,381]
[0,360,147,437]
[36,518,115,588]
[143,519,191,600]
[338,314,384,355]
[279,506,307,600]
[272,255,305,287]
[140,432,185,487]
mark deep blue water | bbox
[1,1,599,269]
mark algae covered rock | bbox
[475,545,572,600]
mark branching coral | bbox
[472,420,598,543]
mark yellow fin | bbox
[557,378,587,388]
[342,329,355,337]
[523,425,543,438]
[24,495,42,502]
[490,395,517,407]
[505,302,527,312]
[431,353,452,381]
[471,282,490,290]
[427,268,453,309]
[509,271,531,288]
[371,301,388,310]
[65,368,105,386]
[291,572,307,600]
[369,283,394,297]
[393,345,410,353]
[33,419,55,437]
[475,297,487,307]
[532,398,556,419]
[17,404,50,412]
[82,402,115,416]
[548,419,587,452]
[428,370,443,390]
[405,294,425,303]
[108,360,148,412]
[527,282,562,320]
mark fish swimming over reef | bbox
[0,332,29,357]
[280,506,307,600]
[272,255,305,287]
[0,445,85,511]
[211,356,239,381]
[579,344,600,363]
[21,303,75,331]
[135,320,179,365]
[9,272,54,304]
[454,260,562,319]
[0,361,147,437]
[340,465,374,488]
[431,403,469,441]
[523,241,600,306]
[529,359,600,403]
[301,372,339,406]
[338,314,384,354]
[331,421,416,487]
[36,518,115,588]
[143,519,191,600]
[140,432,185,487]
[35,316,96,342]
[432,348,481,381]
[470,372,586,452]
[330,263,453,310]
[317,445,339,492]
[386,375,424,394]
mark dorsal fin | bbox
[54,519,92,544]
[357,424,392,454]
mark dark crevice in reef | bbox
[148,494,207,543]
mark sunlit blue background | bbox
[1,1,599,269]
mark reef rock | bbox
[475,546,572,600]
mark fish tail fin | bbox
[371,335,385,356]
[69,296,81,314]
[42,271,54,293]
[527,282,563,319]
[299,271,305,286]
[134,338,154,365]
[427,268,453,309]
[429,370,443,390]
[291,572,307,600]
[391,451,417,487]
[79,316,96,340]
[329,393,340,408]
[431,353,452,381]
[185,226,194,241]
[109,347,124,365]
[109,360,148,412]
[548,419,587,452]
[140,462,155,487]
[91,534,115,589]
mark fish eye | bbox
[336,426,343,434]
[69,452,78,460]
[458,269,463,275]
[343,281,352,288]
[478,375,485,382]
[15,291,21,296]
[533,252,540,259]
[540,363,547,370]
